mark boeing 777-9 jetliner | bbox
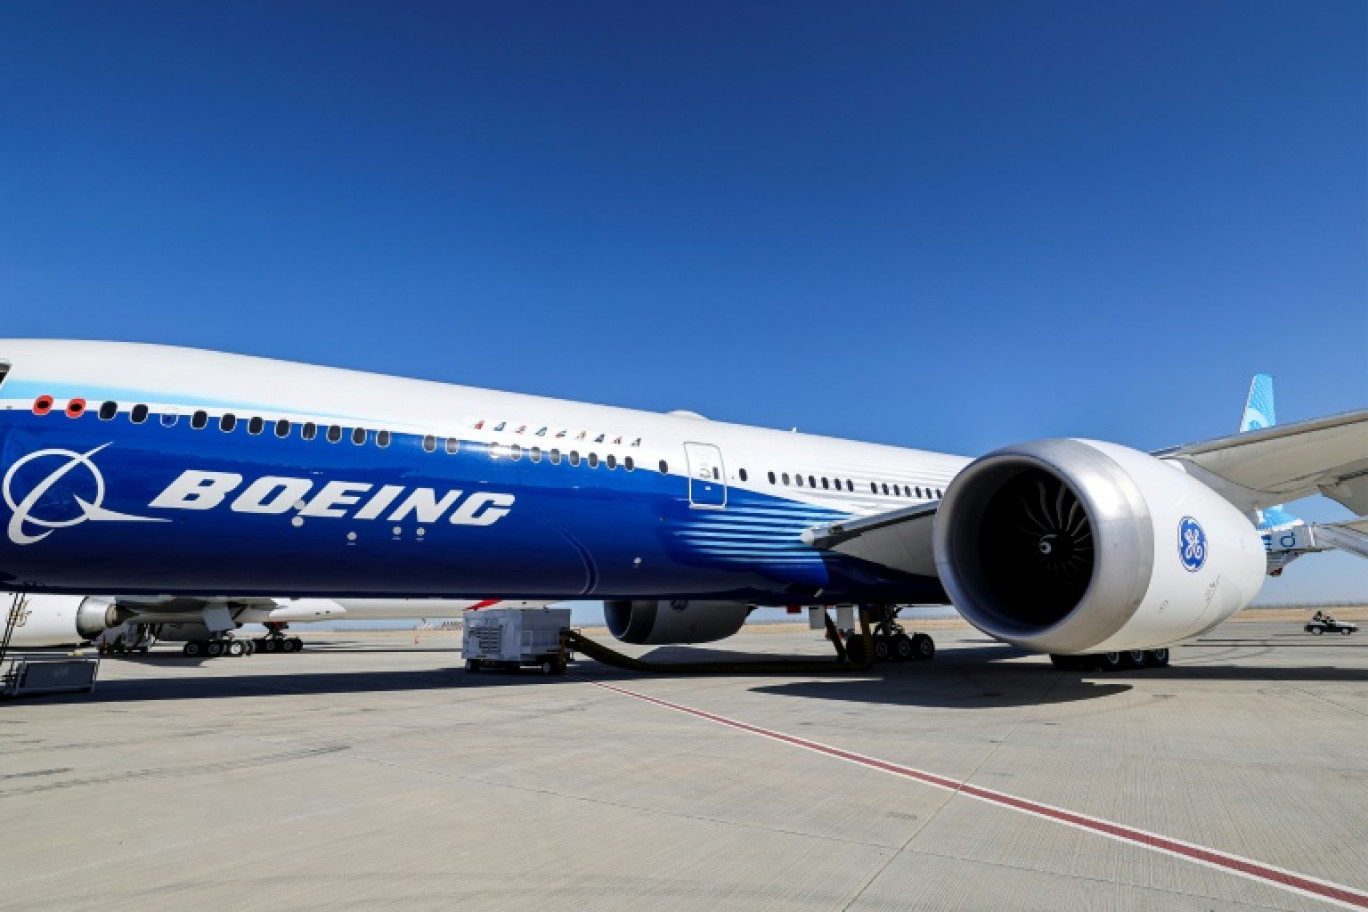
[0,341,1364,663]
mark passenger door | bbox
[684,442,727,509]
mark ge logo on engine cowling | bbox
[1178,516,1207,572]
[3,444,167,545]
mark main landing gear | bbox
[182,635,254,658]
[252,622,304,655]
[1049,648,1170,671]
[842,605,936,664]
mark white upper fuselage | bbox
[0,340,969,603]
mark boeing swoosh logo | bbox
[3,444,169,545]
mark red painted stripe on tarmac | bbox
[593,681,1368,911]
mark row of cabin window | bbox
[96,400,394,447]
[89,399,669,472]
[765,469,942,500]
[461,439,658,473]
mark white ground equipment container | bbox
[463,608,572,675]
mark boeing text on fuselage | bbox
[3,443,517,547]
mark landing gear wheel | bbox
[910,633,935,661]
[1050,654,1080,670]
[289,637,304,652]
[1123,650,1148,669]
[1098,652,1124,672]
[183,641,203,658]
[1146,648,1170,667]
[873,637,892,662]
[281,638,299,653]
[227,640,245,657]
[893,634,915,661]
[206,640,224,657]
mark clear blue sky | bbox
[2,1,1364,603]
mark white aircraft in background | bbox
[5,594,537,656]
[1,340,1364,671]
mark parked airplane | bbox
[0,341,1364,666]
[3,594,525,654]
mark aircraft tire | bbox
[290,637,304,652]
[893,634,915,661]
[1098,652,1124,672]
[1146,648,1170,667]
[873,637,892,663]
[911,634,935,661]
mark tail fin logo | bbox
[3,444,168,545]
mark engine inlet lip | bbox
[934,439,1154,653]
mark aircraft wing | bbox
[1158,409,1368,514]
[802,410,1368,576]
[801,502,940,576]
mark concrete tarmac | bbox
[1,620,1366,911]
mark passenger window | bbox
[795,474,804,487]
[808,475,815,488]
[587,452,598,468]
[160,412,178,427]
[739,468,748,482]
[276,419,291,438]
[783,473,791,485]
[377,430,392,448]
[423,435,436,453]
[658,460,669,474]
[767,471,775,484]
[606,454,617,469]
[893,484,901,496]
[248,417,264,435]
[98,401,118,421]
[191,410,208,430]
[446,438,460,455]
[882,483,889,495]
[131,404,149,424]
[327,424,342,443]
[530,447,542,463]
[937,488,944,499]
[0,362,7,390]
[302,422,318,441]
[869,482,878,494]
[510,444,522,461]
[550,448,562,465]
[821,477,829,490]
[624,456,634,471]
[569,451,581,466]
[220,413,237,432]
[845,479,854,492]
[352,427,367,445]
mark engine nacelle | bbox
[603,599,751,645]
[3,595,120,647]
[933,439,1266,654]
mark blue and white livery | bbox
[1,341,1364,656]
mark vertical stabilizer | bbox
[1239,374,1297,529]
[1240,374,1276,432]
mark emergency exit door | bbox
[684,442,727,509]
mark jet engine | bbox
[933,439,1266,654]
[2,595,124,647]
[603,599,751,645]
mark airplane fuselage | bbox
[0,341,967,605]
